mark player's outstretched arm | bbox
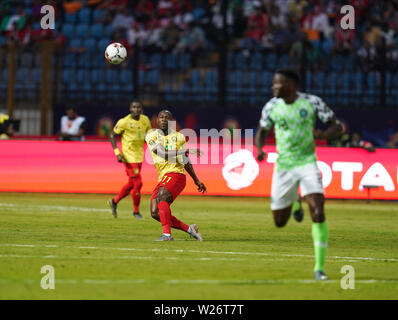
[255,125,268,162]
[314,116,343,141]
[184,156,206,194]
[109,131,126,162]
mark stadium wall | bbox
[1,140,397,200]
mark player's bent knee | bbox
[312,207,325,223]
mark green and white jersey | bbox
[259,92,335,171]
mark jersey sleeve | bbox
[177,133,187,151]
[311,95,335,124]
[145,116,152,133]
[145,130,158,150]
[259,99,275,130]
[113,119,124,135]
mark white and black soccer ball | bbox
[105,42,127,65]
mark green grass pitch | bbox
[0,192,397,300]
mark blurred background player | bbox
[0,112,18,139]
[108,100,151,219]
[255,68,342,281]
[145,110,206,241]
[59,107,86,141]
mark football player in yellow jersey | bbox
[107,101,152,219]
[146,110,206,241]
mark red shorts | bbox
[151,173,186,202]
[124,163,142,178]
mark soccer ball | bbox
[105,43,127,65]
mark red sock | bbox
[114,179,134,204]
[158,201,171,234]
[131,176,142,212]
[171,215,189,232]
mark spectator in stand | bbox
[174,22,205,53]
[248,4,269,31]
[173,4,194,30]
[112,8,134,32]
[127,22,148,48]
[1,4,26,32]
[0,112,17,140]
[240,19,262,53]
[289,0,308,23]
[157,0,174,17]
[134,0,155,24]
[387,132,398,148]
[63,0,83,14]
[356,37,377,71]
[159,20,179,52]
[333,21,356,55]
[112,29,131,53]
[312,5,330,40]
[59,107,86,142]
[99,0,128,13]
[232,6,248,38]
[347,132,375,152]
[269,5,287,29]
[145,18,163,52]
[261,24,274,51]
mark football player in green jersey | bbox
[255,68,343,281]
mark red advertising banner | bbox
[0,140,397,199]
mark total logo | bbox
[222,149,259,190]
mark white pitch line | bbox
[0,202,108,213]
[0,278,397,285]
[1,243,397,263]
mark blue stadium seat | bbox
[20,52,33,67]
[227,52,234,68]
[62,69,74,86]
[69,38,83,48]
[75,24,90,38]
[325,72,338,95]
[260,71,272,88]
[250,52,262,70]
[31,68,41,83]
[165,53,177,69]
[93,9,106,23]
[191,69,201,86]
[61,24,75,39]
[103,25,114,37]
[105,69,118,84]
[64,13,77,24]
[278,54,290,68]
[178,53,191,68]
[90,23,104,38]
[235,52,248,69]
[149,53,162,68]
[163,84,174,102]
[84,38,97,51]
[120,69,132,83]
[78,7,91,23]
[205,69,217,86]
[97,38,111,51]
[193,7,206,22]
[264,53,277,70]
[147,70,159,85]
[247,71,258,88]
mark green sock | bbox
[291,200,301,214]
[312,221,328,272]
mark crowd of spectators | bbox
[0,0,398,70]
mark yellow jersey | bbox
[145,129,186,181]
[113,114,152,163]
